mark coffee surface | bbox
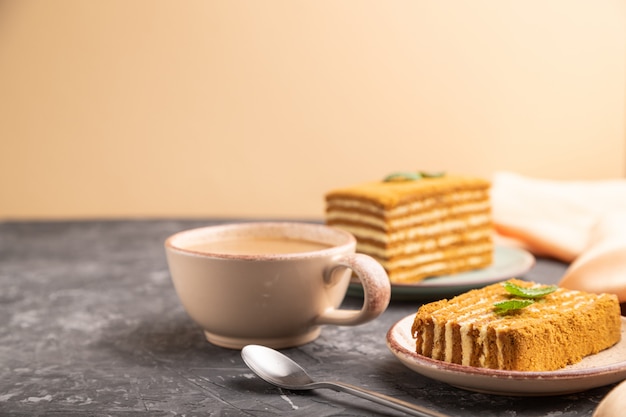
[186,237,331,255]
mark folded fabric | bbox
[593,378,626,417]
[491,172,626,303]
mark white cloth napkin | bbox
[491,172,626,303]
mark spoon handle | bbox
[317,381,450,417]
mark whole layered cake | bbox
[411,279,622,371]
[325,172,493,283]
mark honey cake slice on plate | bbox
[387,313,626,395]
[411,279,621,371]
[325,173,493,284]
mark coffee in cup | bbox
[165,222,391,349]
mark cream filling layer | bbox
[329,215,492,245]
[460,323,473,366]
[432,317,442,360]
[327,190,489,218]
[326,200,490,230]
[356,230,491,258]
[377,243,493,270]
[387,254,492,281]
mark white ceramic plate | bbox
[348,246,535,300]
[387,314,626,396]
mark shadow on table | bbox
[95,312,229,365]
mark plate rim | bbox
[387,314,626,394]
[348,245,536,300]
[390,245,535,289]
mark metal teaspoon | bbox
[241,344,450,417]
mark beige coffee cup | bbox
[165,222,391,349]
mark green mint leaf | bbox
[493,299,535,313]
[383,170,446,182]
[420,171,446,178]
[502,281,558,299]
[383,171,422,182]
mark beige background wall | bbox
[1,1,625,220]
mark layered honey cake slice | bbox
[325,173,493,283]
[411,279,622,371]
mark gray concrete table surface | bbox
[0,220,618,416]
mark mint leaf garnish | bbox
[383,171,446,182]
[383,172,422,182]
[494,299,535,313]
[502,281,558,299]
[493,281,558,313]
[420,171,446,178]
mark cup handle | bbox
[315,253,391,326]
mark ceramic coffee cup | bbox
[165,222,391,349]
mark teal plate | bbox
[347,245,535,301]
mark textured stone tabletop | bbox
[0,220,618,416]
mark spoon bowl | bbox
[241,344,449,417]
[241,344,316,389]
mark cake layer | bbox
[326,192,490,223]
[387,252,493,283]
[326,218,491,248]
[411,279,622,371]
[378,240,493,268]
[332,221,493,282]
[356,237,493,264]
[325,175,490,211]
